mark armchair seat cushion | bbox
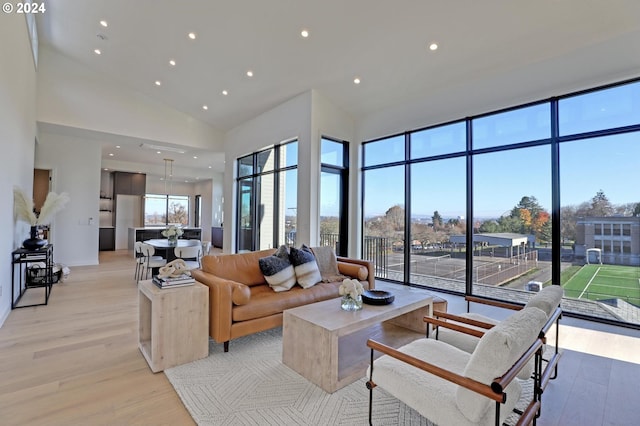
[368,338,522,426]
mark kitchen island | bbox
[128,227,202,250]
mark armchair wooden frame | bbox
[366,314,545,426]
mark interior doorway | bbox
[33,168,51,239]
[33,169,51,213]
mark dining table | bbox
[143,238,201,262]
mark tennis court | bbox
[563,264,640,305]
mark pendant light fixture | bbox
[164,158,174,195]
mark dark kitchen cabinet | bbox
[114,172,146,196]
[99,228,115,251]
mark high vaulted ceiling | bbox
[37,0,640,179]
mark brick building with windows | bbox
[575,216,640,266]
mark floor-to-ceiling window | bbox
[236,140,298,251]
[361,78,640,327]
[362,135,406,280]
[320,137,349,256]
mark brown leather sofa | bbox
[191,248,375,352]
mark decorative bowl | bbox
[362,290,395,305]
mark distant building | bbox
[575,217,640,266]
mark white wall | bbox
[221,90,357,254]
[0,12,38,325]
[211,173,224,228]
[35,132,101,266]
[37,47,223,151]
[223,91,312,252]
[310,91,357,255]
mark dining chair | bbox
[140,243,167,280]
[174,245,202,270]
[201,240,212,256]
[134,241,163,282]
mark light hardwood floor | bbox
[1,250,638,425]
[0,250,194,426]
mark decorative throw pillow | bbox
[289,244,322,288]
[258,245,296,292]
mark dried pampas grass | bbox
[13,187,37,225]
[13,186,70,226]
[37,191,70,225]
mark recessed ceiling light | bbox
[353,77,361,84]
[156,151,161,154]
[202,105,208,110]
[222,90,228,96]
[188,32,196,40]
[193,156,198,159]
[94,49,102,55]
[169,59,176,66]
[246,70,254,77]
[208,165,212,169]
[429,43,438,51]
[109,153,114,156]
[155,80,162,86]
[103,168,109,171]
[300,29,309,38]
[100,20,108,27]
[115,145,121,148]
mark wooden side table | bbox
[138,280,209,372]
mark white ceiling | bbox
[37,0,640,180]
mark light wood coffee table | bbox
[282,282,433,393]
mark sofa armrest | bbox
[191,269,250,343]
[337,257,375,290]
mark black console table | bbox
[11,245,54,309]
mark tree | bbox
[385,205,405,231]
[560,205,578,243]
[589,190,614,217]
[432,210,443,230]
[634,203,640,217]
[511,196,544,218]
[479,220,499,233]
[168,202,188,225]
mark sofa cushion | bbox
[232,281,342,322]
[289,245,322,288]
[337,262,368,281]
[201,249,275,286]
[456,307,547,423]
[259,245,296,292]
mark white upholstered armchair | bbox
[366,307,548,426]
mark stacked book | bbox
[153,273,195,289]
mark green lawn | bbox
[563,264,640,305]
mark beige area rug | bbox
[165,328,537,425]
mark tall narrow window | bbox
[320,137,349,256]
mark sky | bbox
[361,81,640,219]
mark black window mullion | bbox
[551,99,561,286]
[465,119,474,296]
[404,132,411,284]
